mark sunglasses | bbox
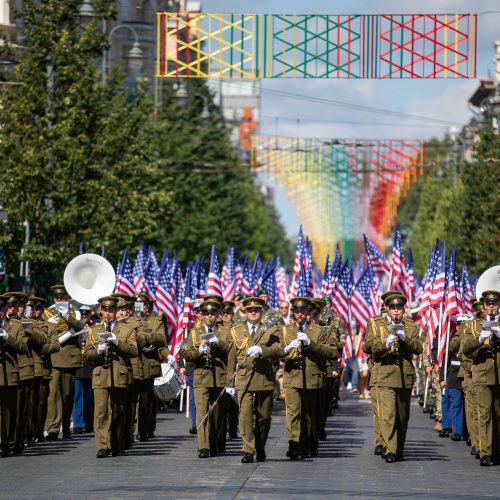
[292,307,308,313]
[7,301,19,307]
[222,310,233,314]
[202,310,218,316]
[246,308,262,313]
[54,294,66,299]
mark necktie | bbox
[106,322,112,332]
[251,325,256,336]
[298,325,304,333]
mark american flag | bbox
[206,245,222,297]
[133,244,148,291]
[114,249,136,296]
[320,255,331,296]
[291,225,306,296]
[261,261,279,309]
[143,258,157,303]
[295,260,308,297]
[428,241,447,339]
[240,255,252,295]
[332,262,352,358]
[252,254,262,294]
[438,246,460,365]
[351,267,374,331]
[364,234,390,275]
[276,257,288,302]
[147,246,161,284]
[234,263,243,295]
[222,247,238,300]
[327,245,343,297]
[353,255,365,282]
[194,256,207,298]
[406,248,415,302]
[156,264,177,327]
[171,265,196,362]
[389,225,407,295]
[461,260,474,315]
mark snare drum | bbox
[154,363,186,402]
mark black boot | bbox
[241,452,254,463]
[286,441,300,460]
[374,445,384,456]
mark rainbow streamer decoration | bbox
[251,136,424,264]
[157,13,477,79]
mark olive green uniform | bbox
[138,316,168,438]
[227,322,283,455]
[281,322,336,455]
[84,321,138,452]
[44,306,85,436]
[371,318,422,456]
[180,324,232,453]
[462,317,500,459]
[0,319,27,455]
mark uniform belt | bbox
[450,360,461,366]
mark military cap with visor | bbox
[384,294,407,307]
[98,296,118,309]
[222,300,235,311]
[481,290,500,304]
[203,294,223,305]
[242,297,265,309]
[200,300,221,313]
[290,297,313,309]
[50,284,67,295]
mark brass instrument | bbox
[293,324,306,368]
[483,315,499,358]
[389,319,404,355]
[200,331,215,368]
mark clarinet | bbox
[102,321,112,369]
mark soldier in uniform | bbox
[370,293,422,463]
[462,290,500,466]
[84,296,138,458]
[180,299,232,458]
[226,297,283,463]
[44,284,86,440]
[135,292,170,441]
[0,294,27,457]
[281,297,337,459]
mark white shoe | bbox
[346,382,352,390]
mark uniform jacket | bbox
[19,319,49,380]
[0,318,28,386]
[371,317,422,389]
[126,316,145,381]
[44,306,85,369]
[226,322,282,392]
[180,323,232,389]
[140,316,168,379]
[363,315,385,386]
[463,317,500,386]
[84,321,138,389]
[280,322,336,389]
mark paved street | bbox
[0,390,498,499]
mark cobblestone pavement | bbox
[0,390,497,499]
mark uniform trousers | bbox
[0,387,17,452]
[38,379,50,439]
[138,378,155,437]
[378,386,411,455]
[284,387,319,452]
[463,375,477,447]
[317,385,329,436]
[29,377,42,441]
[93,387,127,451]
[238,390,273,454]
[475,384,500,458]
[370,385,384,448]
[16,379,33,447]
[187,375,196,430]
[46,367,76,435]
[194,387,225,451]
[124,380,140,444]
[442,386,464,437]
[73,378,94,431]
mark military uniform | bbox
[0,301,27,457]
[371,294,422,462]
[281,297,336,459]
[84,296,138,457]
[227,297,283,462]
[44,285,85,439]
[180,301,232,458]
[462,290,500,465]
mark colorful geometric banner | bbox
[251,136,423,264]
[157,13,477,79]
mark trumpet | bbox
[200,331,214,368]
[389,320,404,355]
[98,322,114,369]
[483,315,499,358]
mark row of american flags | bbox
[110,225,477,366]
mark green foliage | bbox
[0,1,291,291]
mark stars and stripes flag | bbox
[363,234,390,275]
[332,262,353,358]
[222,247,238,300]
[461,260,474,315]
[251,254,262,294]
[114,249,136,296]
[132,244,148,291]
[261,261,279,309]
[171,265,196,361]
[206,244,223,297]
[240,255,253,295]
[438,246,460,365]
[417,245,435,328]
[327,245,343,297]
[156,264,177,327]
[406,248,415,303]
[276,257,288,302]
[428,241,447,339]
[320,255,331,296]
[351,267,374,331]
[389,225,408,295]
[295,260,308,297]
[147,246,161,284]
[143,258,157,304]
[291,225,306,297]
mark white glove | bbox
[55,302,69,315]
[247,345,263,357]
[491,326,500,339]
[62,311,70,320]
[0,329,8,340]
[297,331,311,346]
[479,330,492,344]
[108,332,118,346]
[386,334,397,349]
[58,331,72,345]
[143,345,155,353]
[284,339,301,354]
[225,387,236,398]
[396,330,406,341]
[199,343,210,354]
[208,336,219,345]
[97,343,107,355]
[167,354,175,365]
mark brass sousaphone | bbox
[475,265,500,300]
[63,253,116,305]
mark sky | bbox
[203,1,500,238]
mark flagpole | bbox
[443,320,451,385]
